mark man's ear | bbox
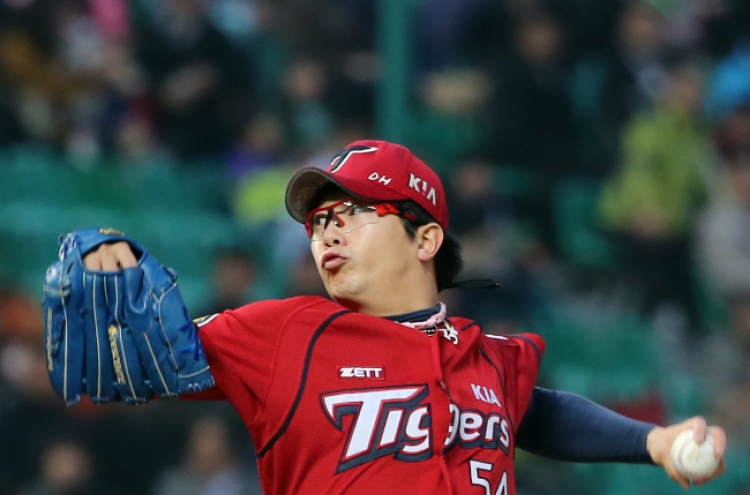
[417,223,443,262]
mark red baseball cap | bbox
[285,140,449,228]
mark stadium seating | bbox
[0,145,246,309]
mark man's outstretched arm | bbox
[517,387,726,489]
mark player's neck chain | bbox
[398,302,458,344]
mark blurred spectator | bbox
[490,9,581,173]
[569,1,669,175]
[484,9,583,253]
[704,39,750,123]
[284,251,327,298]
[410,68,493,175]
[0,0,105,151]
[662,0,727,50]
[694,105,750,455]
[0,0,153,165]
[0,322,87,493]
[0,285,245,494]
[706,333,750,459]
[609,1,669,109]
[454,0,516,68]
[457,0,624,69]
[448,156,513,238]
[275,0,375,62]
[237,0,378,128]
[0,285,45,343]
[701,0,750,60]
[0,1,25,145]
[600,58,714,331]
[133,0,254,160]
[415,0,488,71]
[0,80,26,145]
[151,416,260,495]
[446,156,538,327]
[81,402,232,495]
[194,249,259,316]
[232,164,295,226]
[97,40,162,164]
[223,112,285,180]
[697,104,750,307]
[55,0,109,163]
[20,440,102,495]
[279,57,335,153]
[209,0,264,48]
[420,69,492,119]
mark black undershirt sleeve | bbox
[515,387,656,464]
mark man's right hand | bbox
[83,242,138,271]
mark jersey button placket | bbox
[428,333,455,495]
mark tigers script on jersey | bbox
[190,297,545,495]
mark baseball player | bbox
[52,140,726,494]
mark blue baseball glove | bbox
[43,228,215,406]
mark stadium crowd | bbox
[0,0,749,494]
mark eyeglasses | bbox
[305,200,416,240]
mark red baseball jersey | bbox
[191,296,545,495]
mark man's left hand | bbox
[647,416,726,489]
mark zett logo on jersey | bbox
[339,366,385,380]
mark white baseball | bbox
[670,430,720,480]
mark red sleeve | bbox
[510,333,545,421]
[185,299,306,426]
[485,332,545,429]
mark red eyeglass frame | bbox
[304,200,417,238]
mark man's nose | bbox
[322,221,345,245]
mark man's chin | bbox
[328,282,360,308]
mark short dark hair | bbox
[397,200,463,292]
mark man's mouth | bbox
[322,252,347,270]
